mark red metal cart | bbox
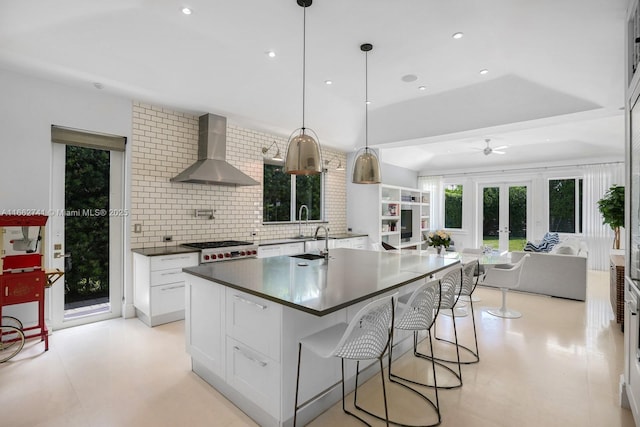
[0,215,50,358]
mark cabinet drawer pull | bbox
[233,346,267,367]
[233,295,267,310]
[161,285,184,291]
[160,256,191,262]
[160,271,181,276]
[4,286,7,297]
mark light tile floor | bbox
[0,271,635,427]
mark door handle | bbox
[54,252,71,259]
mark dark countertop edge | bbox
[259,233,367,246]
[132,246,199,256]
[183,259,458,317]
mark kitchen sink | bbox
[290,253,326,260]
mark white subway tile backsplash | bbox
[130,101,347,248]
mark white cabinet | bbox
[347,236,368,249]
[225,289,282,419]
[304,239,327,252]
[185,278,283,421]
[226,289,282,361]
[257,242,304,258]
[226,337,281,418]
[133,251,199,327]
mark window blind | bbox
[51,125,126,152]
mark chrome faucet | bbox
[298,205,309,237]
[314,225,329,259]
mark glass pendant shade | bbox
[352,147,381,184]
[284,128,322,175]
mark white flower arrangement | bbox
[425,230,451,248]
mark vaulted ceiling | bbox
[0,0,628,173]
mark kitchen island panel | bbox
[185,249,458,427]
[185,275,225,379]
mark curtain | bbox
[582,163,625,270]
[418,175,443,229]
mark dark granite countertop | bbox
[259,233,367,246]
[131,246,199,257]
[183,248,458,316]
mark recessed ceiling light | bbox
[479,69,489,75]
[181,7,192,15]
[266,50,276,58]
[418,86,426,91]
[324,80,332,85]
[366,101,372,105]
[452,32,464,39]
[401,74,418,82]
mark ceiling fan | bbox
[475,138,508,156]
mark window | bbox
[444,184,463,229]
[263,162,322,222]
[548,178,583,233]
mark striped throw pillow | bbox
[524,241,541,252]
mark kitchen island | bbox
[183,248,458,427]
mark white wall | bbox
[380,162,418,188]
[0,68,132,210]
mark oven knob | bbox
[225,253,231,258]
[204,255,210,260]
[240,251,246,256]
[217,254,224,259]
[251,250,257,255]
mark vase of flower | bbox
[424,230,451,256]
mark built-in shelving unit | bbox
[347,183,430,251]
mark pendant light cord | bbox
[365,49,368,152]
[301,2,307,130]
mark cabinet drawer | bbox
[226,289,281,361]
[257,245,281,258]
[0,271,45,305]
[226,337,280,418]
[151,268,186,286]
[350,237,368,249]
[280,242,304,256]
[151,283,185,316]
[150,253,198,271]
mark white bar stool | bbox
[293,294,396,426]
[388,279,442,426]
[435,259,481,364]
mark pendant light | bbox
[352,43,381,184]
[284,0,322,175]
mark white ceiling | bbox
[0,0,629,174]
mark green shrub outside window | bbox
[263,162,322,222]
[444,184,463,229]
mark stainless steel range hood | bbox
[170,113,259,186]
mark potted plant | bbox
[597,184,625,249]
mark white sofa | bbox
[490,239,588,301]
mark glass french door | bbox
[50,143,124,329]
[479,183,529,253]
